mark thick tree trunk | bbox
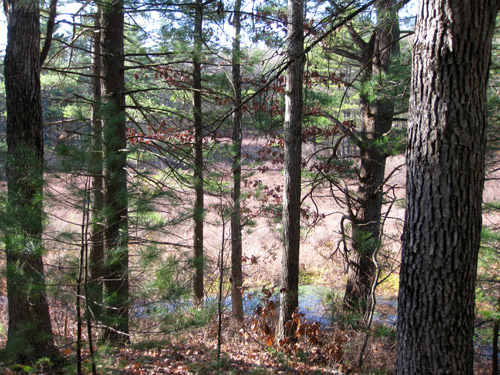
[396,1,498,374]
[89,9,104,320]
[3,0,59,364]
[231,0,244,321]
[192,0,204,304]
[343,0,399,316]
[100,0,129,344]
[277,0,304,340]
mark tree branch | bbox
[346,22,369,52]
[323,45,362,62]
[41,0,58,65]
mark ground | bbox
[0,134,498,373]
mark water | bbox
[131,286,401,329]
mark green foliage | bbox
[352,229,377,256]
[359,55,411,111]
[372,126,406,156]
[138,256,188,303]
[8,364,35,373]
[372,324,396,339]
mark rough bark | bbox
[192,0,205,304]
[343,0,399,316]
[231,0,244,321]
[100,0,129,344]
[3,0,59,364]
[396,1,498,374]
[277,0,304,340]
[89,9,104,320]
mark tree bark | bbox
[100,0,129,344]
[192,0,205,304]
[231,0,244,322]
[343,0,399,317]
[3,0,59,364]
[396,1,498,374]
[278,0,304,340]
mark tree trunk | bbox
[277,0,304,340]
[192,0,205,304]
[493,313,499,375]
[3,0,59,364]
[343,0,399,317]
[343,98,393,315]
[100,0,129,344]
[231,0,244,322]
[89,9,104,320]
[396,1,498,374]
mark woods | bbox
[0,0,499,374]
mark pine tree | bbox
[100,0,130,344]
[278,0,304,340]
[3,0,60,364]
[231,0,244,321]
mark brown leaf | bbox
[266,335,274,347]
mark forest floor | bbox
[0,134,498,373]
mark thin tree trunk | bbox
[493,313,499,375]
[343,0,399,317]
[3,0,59,364]
[89,8,104,321]
[192,0,205,304]
[278,0,304,340]
[100,0,129,344]
[396,1,498,373]
[231,0,244,322]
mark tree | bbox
[326,0,404,316]
[277,0,304,339]
[231,0,244,321]
[89,8,104,320]
[396,1,498,373]
[100,0,130,343]
[3,0,59,364]
[192,0,205,304]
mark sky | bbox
[0,0,418,59]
